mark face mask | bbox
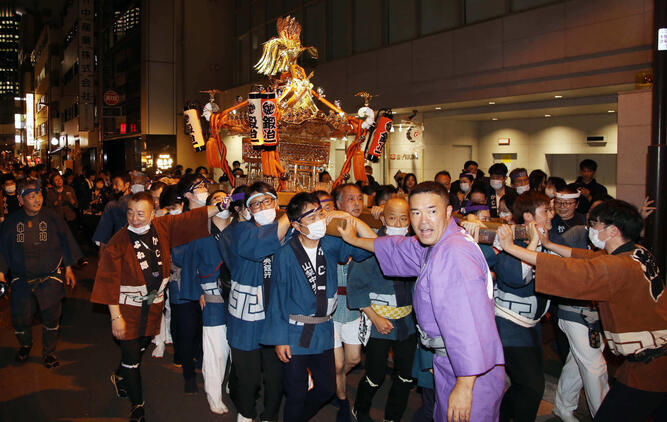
[499,211,513,220]
[545,188,555,198]
[516,185,530,195]
[216,210,230,219]
[302,218,326,240]
[490,180,504,190]
[130,184,145,193]
[4,185,16,193]
[253,208,276,226]
[128,223,151,235]
[385,225,409,236]
[169,208,182,215]
[460,183,470,193]
[588,227,607,249]
[242,208,251,220]
[193,192,208,205]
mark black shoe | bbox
[184,377,198,394]
[337,399,352,422]
[78,258,89,267]
[15,346,31,363]
[130,402,145,422]
[110,373,128,398]
[44,354,60,368]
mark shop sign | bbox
[389,153,419,161]
[498,137,510,145]
[104,90,120,106]
[659,28,667,51]
[26,93,34,146]
[78,0,95,131]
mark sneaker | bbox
[110,373,128,398]
[15,346,30,363]
[130,402,145,422]
[44,354,60,368]
[553,407,580,422]
[184,377,198,394]
[351,407,374,422]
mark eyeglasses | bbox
[248,196,276,211]
[554,200,576,207]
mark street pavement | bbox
[0,253,594,422]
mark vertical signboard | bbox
[78,0,95,131]
[26,93,34,146]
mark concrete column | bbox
[616,89,652,209]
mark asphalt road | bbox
[0,253,592,422]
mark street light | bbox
[51,137,59,146]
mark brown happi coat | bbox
[536,246,667,392]
[91,207,210,339]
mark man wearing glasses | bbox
[262,192,373,421]
[497,200,666,421]
[218,181,290,422]
[551,186,586,235]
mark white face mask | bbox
[128,223,151,235]
[545,188,555,198]
[385,225,409,236]
[588,227,607,249]
[169,208,182,215]
[242,208,251,221]
[253,208,276,226]
[460,183,470,193]
[4,184,16,193]
[499,211,513,220]
[516,184,530,195]
[216,210,230,219]
[130,184,145,193]
[490,180,504,190]
[302,218,326,240]
[193,192,208,205]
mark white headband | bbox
[555,192,580,199]
[245,192,276,207]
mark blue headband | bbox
[460,204,490,214]
[20,181,41,197]
[231,192,246,202]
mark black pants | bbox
[12,294,62,356]
[500,346,545,422]
[594,380,667,422]
[230,346,284,420]
[117,336,151,406]
[412,387,435,422]
[355,334,417,420]
[283,349,336,422]
[170,300,202,380]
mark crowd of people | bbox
[0,157,664,422]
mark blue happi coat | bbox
[262,235,371,355]
[347,231,416,341]
[218,220,283,351]
[171,232,226,327]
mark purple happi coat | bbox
[374,219,505,421]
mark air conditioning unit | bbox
[587,135,606,146]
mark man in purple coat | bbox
[339,181,505,421]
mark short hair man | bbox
[571,159,609,213]
[262,193,372,421]
[331,183,365,419]
[509,167,530,195]
[487,163,511,217]
[551,186,586,235]
[497,200,666,421]
[434,170,451,192]
[0,180,82,368]
[340,182,505,421]
[93,173,132,247]
[218,181,292,421]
